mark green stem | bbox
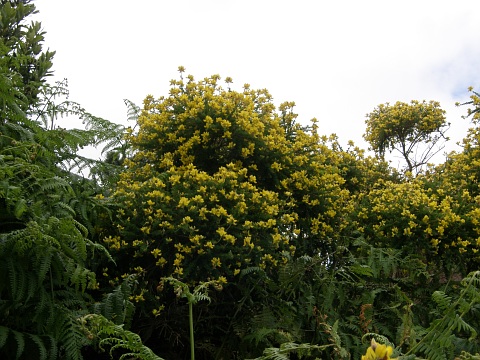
[189,300,195,360]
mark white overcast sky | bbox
[33,0,480,160]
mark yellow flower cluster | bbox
[361,339,396,360]
[104,71,355,311]
[364,100,447,158]
[352,170,480,265]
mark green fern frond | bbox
[80,314,164,360]
[432,290,453,312]
[240,266,264,278]
[245,328,278,347]
[48,335,59,360]
[249,342,335,360]
[39,176,70,192]
[461,271,480,289]
[12,329,26,359]
[0,326,9,349]
[59,317,86,360]
[35,248,53,284]
[7,257,28,302]
[94,280,134,325]
[0,327,58,360]
[70,264,90,292]
[13,198,28,218]
[348,263,374,277]
[457,351,480,359]
[28,333,47,360]
[86,240,115,265]
[416,338,451,360]
[404,270,480,359]
[24,271,39,303]
[54,201,76,217]
[124,99,141,124]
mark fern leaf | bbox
[25,271,38,303]
[0,326,9,349]
[13,198,27,218]
[39,176,70,192]
[9,258,27,302]
[348,263,374,277]
[432,290,452,312]
[59,317,85,360]
[48,335,58,360]
[12,330,25,359]
[54,201,76,217]
[124,98,141,123]
[36,249,52,284]
[86,240,115,264]
[28,333,47,360]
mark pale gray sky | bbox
[34,0,480,161]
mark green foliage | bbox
[162,277,222,360]
[0,0,55,109]
[404,271,480,360]
[457,352,480,360]
[248,342,337,360]
[0,2,132,359]
[79,314,164,360]
[92,276,135,326]
[3,4,480,359]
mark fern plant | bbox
[162,277,222,360]
[403,271,480,360]
[0,2,137,358]
[79,314,164,360]
[248,342,337,360]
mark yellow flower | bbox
[211,257,222,268]
[151,248,162,258]
[361,339,396,360]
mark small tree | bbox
[364,100,449,175]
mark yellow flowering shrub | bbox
[105,68,351,292]
[111,161,295,284]
[351,173,480,271]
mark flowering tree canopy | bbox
[364,100,449,174]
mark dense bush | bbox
[1,2,480,359]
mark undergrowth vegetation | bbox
[1,2,479,359]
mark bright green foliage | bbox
[0,0,55,110]
[364,100,448,174]
[404,271,480,360]
[79,314,165,360]
[0,2,153,358]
